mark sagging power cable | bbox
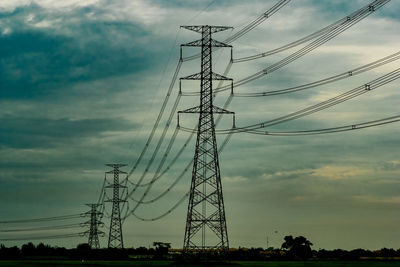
[122,0,289,205]
[215,0,391,93]
[125,61,235,207]
[182,0,292,62]
[124,0,287,189]
[0,223,84,232]
[0,214,84,224]
[216,68,400,134]
[233,51,400,97]
[233,0,390,62]
[246,115,400,136]
[125,60,182,181]
[0,233,84,241]
[180,115,400,136]
[125,94,182,201]
[130,127,233,222]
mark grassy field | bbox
[0,260,400,267]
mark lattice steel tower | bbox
[105,164,127,249]
[84,203,104,249]
[179,25,233,251]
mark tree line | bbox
[0,235,399,261]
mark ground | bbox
[0,260,399,267]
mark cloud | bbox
[0,0,399,249]
[261,169,312,180]
[261,164,382,181]
[0,0,99,13]
[311,165,372,180]
[0,115,136,148]
[353,195,400,205]
[223,175,247,183]
[379,160,400,171]
[0,22,156,99]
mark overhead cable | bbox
[0,214,84,224]
[215,0,391,93]
[0,233,84,241]
[246,115,400,135]
[216,68,400,134]
[180,115,400,136]
[125,62,235,207]
[234,51,400,97]
[233,0,390,62]
[129,125,233,221]
[182,0,292,62]
[125,94,182,201]
[125,60,182,180]
[0,223,84,232]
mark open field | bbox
[0,261,400,267]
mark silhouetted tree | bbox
[21,242,35,257]
[75,243,91,259]
[153,242,171,259]
[281,235,313,259]
[0,244,20,259]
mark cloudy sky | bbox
[0,0,399,250]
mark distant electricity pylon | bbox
[84,203,104,249]
[179,25,234,252]
[105,164,127,249]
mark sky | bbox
[0,0,399,250]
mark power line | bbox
[0,214,84,224]
[129,118,234,221]
[124,95,182,205]
[215,0,391,92]
[121,0,290,209]
[224,0,292,44]
[125,58,235,210]
[0,233,84,241]
[246,115,400,136]
[125,61,182,181]
[123,40,235,216]
[125,128,194,189]
[180,115,400,136]
[106,0,394,234]
[132,193,189,222]
[97,172,107,205]
[125,60,236,211]
[228,51,400,97]
[0,223,83,232]
[232,0,388,62]
[123,0,277,186]
[182,0,292,62]
[216,68,400,134]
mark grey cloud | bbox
[0,115,136,149]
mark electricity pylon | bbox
[179,25,234,252]
[84,203,104,249]
[105,164,127,249]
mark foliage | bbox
[281,235,313,259]
[0,241,399,262]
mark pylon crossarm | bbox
[106,170,127,175]
[181,25,232,33]
[182,40,203,47]
[105,184,127,189]
[179,106,201,114]
[181,73,202,80]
